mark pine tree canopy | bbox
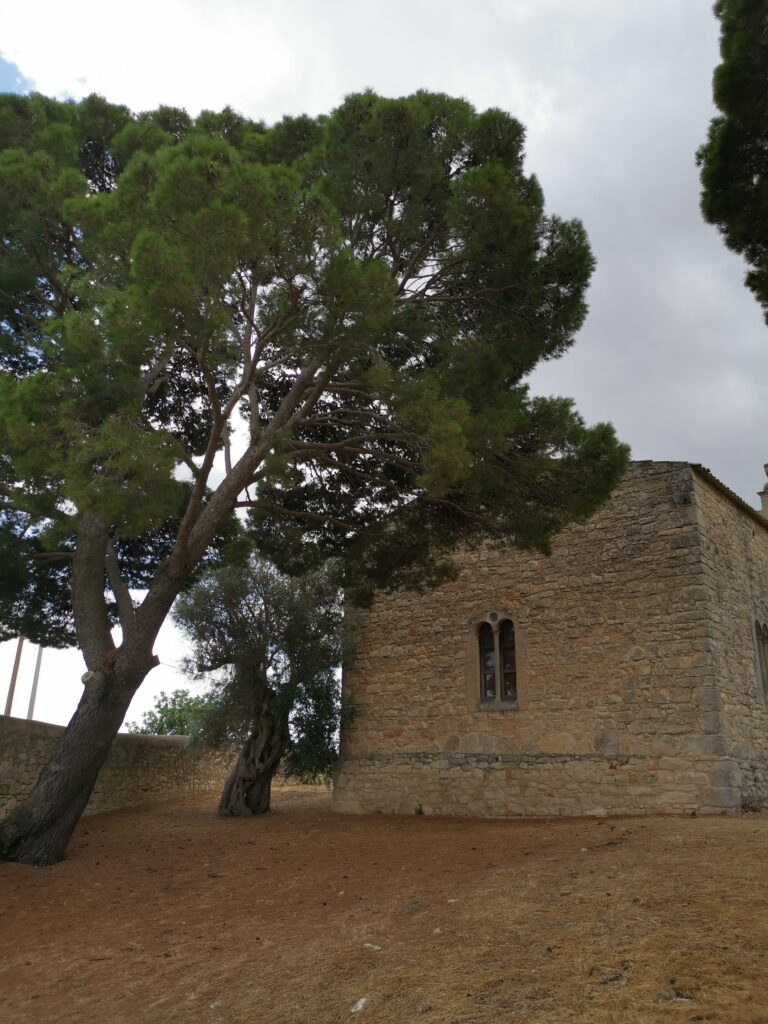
[698,0,768,321]
[0,89,628,617]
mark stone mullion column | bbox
[492,622,502,706]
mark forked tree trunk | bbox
[218,699,288,816]
[0,509,216,866]
[0,664,147,866]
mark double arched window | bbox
[477,614,517,705]
[755,620,768,702]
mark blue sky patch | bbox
[0,56,34,94]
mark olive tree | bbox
[174,558,344,815]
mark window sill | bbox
[476,701,518,712]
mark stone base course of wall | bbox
[333,751,741,818]
[0,715,235,820]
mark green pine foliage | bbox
[0,89,628,632]
[698,0,768,320]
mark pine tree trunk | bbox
[0,664,146,866]
[0,513,201,866]
[218,700,288,817]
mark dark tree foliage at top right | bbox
[698,0,768,321]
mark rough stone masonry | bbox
[333,462,768,818]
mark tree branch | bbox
[183,353,328,563]
[30,550,74,564]
[235,499,354,532]
[105,539,135,633]
[71,513,115,670]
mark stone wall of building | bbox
[333,462,740,819]
[0,716,235,819]
[693,470,768,809]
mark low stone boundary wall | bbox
[0,716,235,820]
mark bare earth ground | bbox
[1,786,768,1024]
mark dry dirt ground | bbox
[1,785,768,1024]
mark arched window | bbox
[478,616,517,705]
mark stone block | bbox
[684,734,728,757]
[708,760,742,789]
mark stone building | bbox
[333,462,768,818]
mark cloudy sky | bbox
[1,0,766,727]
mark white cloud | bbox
[2,1,301,116]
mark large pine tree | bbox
[0,90,627,865]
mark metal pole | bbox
[4,637,24,716]
[26,646,43,721]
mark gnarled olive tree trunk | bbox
[218,697,289,816]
